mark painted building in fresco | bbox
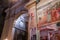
[25,0,60,40]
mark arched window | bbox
[14,13,28,31]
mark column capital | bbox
[25,0,36,9]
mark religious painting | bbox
[46,10,51,23]
[30,27,36,40]
[30,13,35,28]
[37,1,60,27]
[51,3,60,22]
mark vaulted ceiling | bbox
[0,0,29,9]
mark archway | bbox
[13,13,28,40]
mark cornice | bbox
[25,0,36,9]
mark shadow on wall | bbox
[0,7,8,38]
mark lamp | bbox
[4,38,8,40]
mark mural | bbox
[37,1,60,27]
[37,1,60,40]
[30,27,36,40]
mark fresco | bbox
[37,1,60,40]
[30,27,36,40]
[37,1,60,27]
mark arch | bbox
[14,13,28,31]
[13,12,29,40]
[0,7,8,38]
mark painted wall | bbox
[37,0,60,27]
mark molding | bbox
[37,0,60,10]
[5,8,10,13]
[40,20,60,27]
[25,0,36,9]
[5,2,26,13]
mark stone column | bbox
[1,8,11,40]
[25,0,37,40]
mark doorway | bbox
[13,28,27,40]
